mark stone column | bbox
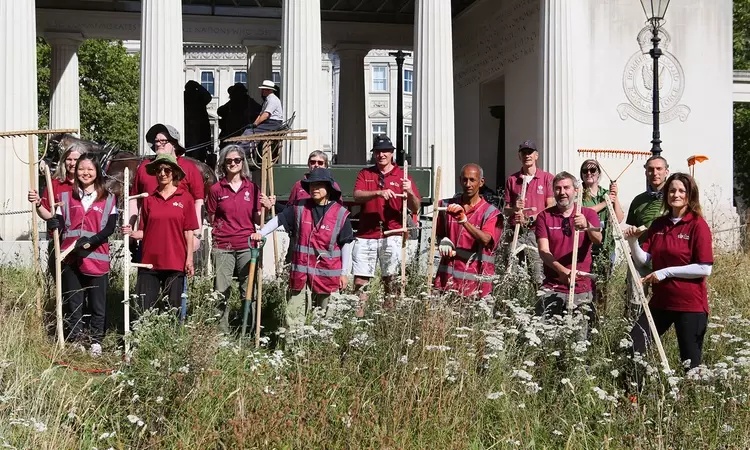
[335,44,369,165]
[47,32,83,133]
[244,42,276,103]
[413,0,456,197]
[0,1,37,241]
[281,0,323,163]
[539,0,574,174]
[138,0,184,154]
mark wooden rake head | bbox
[577,149,652,182]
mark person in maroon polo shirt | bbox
[128,124,205,251]
[206,144,273,333]
[535,172,602,330]
[503,140,555,285]
[122,153,199,315]
[352,135,421,312]
[28,144,82,221]
[625,172,713,372]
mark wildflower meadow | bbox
[1,236,750,448]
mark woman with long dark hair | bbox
[122,153,199,313]
[46,154,117,357]
[625,172,713,371]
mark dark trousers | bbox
[61,265,108,344]
[630,307,708,369]
[135,269,185,313]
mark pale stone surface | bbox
[47,32,83,133]
[138,0,184,154]
[0,0,37,241]
[335,45,369,165]
[281,0,323,163]
[413,0,456,198]
[245,43,276,104]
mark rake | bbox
[577,149,652,182]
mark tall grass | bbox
[2,253,750,448]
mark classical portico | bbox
[0,0,738,246]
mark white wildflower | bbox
[486,392,504,400]
[398,355,408,365]
[424,345,451,352]
[126,414,144,427]
[610,369,620,377]
[177,365,190,374]
[619,338,632,349]
[553,430,563,436]
[517,403,526,409]
[721,424,734,433]
[511,369,533,381]
[98,432,116,440]
[549,350,561,357]
[523,360,535,367]
[156,396,164,404]
[561,378,571,385]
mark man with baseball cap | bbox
[503,140,556,285]
[128,123,205,250]
[245,79,284,133]
[352,135,421,313]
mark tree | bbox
[37,39,140,153]
[735,0,750,206]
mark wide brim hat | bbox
[301,168,341,201]
[228,82,248,96]
[372,134,395,152]
[258,80,276,90]
[146,153,186,181]
[145,123,186,155]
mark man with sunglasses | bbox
[287,150,342,206]
[535,172,602,329]
[352,135,421,312]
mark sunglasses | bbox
[225,157,243,165]
[157,166,173,175]
[153,139,171,146]
[582,167,599,174]
[562,217,572,237]
[308,159,325,167]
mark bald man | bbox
[434,164,503,298]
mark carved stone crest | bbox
[617,27,690,124]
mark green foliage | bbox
[736,0,750,205]
[36,39,140,153]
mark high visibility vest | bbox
[434,197,500,298]
[60,191,115,276]
[289,201,348,294]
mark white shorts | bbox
[352,236,403,278]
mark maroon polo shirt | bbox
[535,205,601,294]
[504,169,554,225]
[140,187,200,272]
[206,178,260,250]
[41,177,75,211]
[287,177,343,205]
[642,213,713,313]
[131,155,205,200]
[353,164,421,239]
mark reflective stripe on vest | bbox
[437,265,480,281]
[295,202,346,255]
[297,245,341,258]
[290,264,342,277]
[61,192,114,231]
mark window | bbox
[234,71,247,85]
[200,71,215,96]
[372,66,388,92]
[272,71,282,85]
[404,125,412,155]
[372,123,388,143]
[404,69,413,93]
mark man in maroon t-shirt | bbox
[534,172,602,329]
[503,140,555,285]
[352,135,421,312]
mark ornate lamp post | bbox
[639,0,672,156]
[389,50,411,165]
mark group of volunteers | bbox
[28,114,712,375]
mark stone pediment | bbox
[368,109,390,118]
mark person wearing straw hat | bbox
[122,153,200,314]
[534,172,602,331]
[352,135,421,313]
[251,167,354,335]
[579,159,624,309]
[434,163,502,298]
[244,80,284,133]
[46,154,117,357]
[128,124,205,251]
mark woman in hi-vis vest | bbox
[46,154,118,357]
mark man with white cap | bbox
[246,80,284,133]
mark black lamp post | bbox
[640,0,672,156]
[389,50,411,166]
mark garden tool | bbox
[426,166,442,289]
[567,181,584,312]
[241,237,265,342]
[438,237,456,258]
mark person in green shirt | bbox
[580,160,625,312]
[624,155,669,319]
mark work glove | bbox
[47,217,61,232]
[438,237,456,258]
[248,123,257,130]
[447,204,467,224]
[75,237,94,251]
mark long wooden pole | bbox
[507,176,531,273]
[44,166,64,349]
[567,184,584,312]
[123,168,131,354]
[266,142,280,275]
[255,149,269,348]
[426,167,442,289]
[27,135,43,319]
[400,160,409,298]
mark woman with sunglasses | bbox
[122,153,199,314]
[46,154,117,357]
[206,145,273,333]
[625,173,713,374]
[286,150,342,206]
[579,159,624,307]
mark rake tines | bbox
[577,149,652,181]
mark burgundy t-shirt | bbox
[140,188,200,272]
[535,205,601,294]
[353,165,421,239]
[131,156,205,200]
[504,169,554,225]
[41,177,75,211]
[206,178,260,250]
[642,213,713,313]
